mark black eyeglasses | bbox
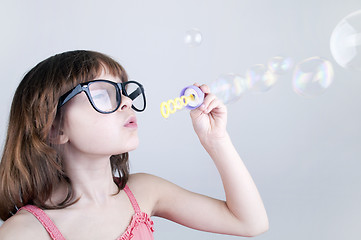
[58,80,146,113]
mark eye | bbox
[90,89,113,110]
[91,89,109,101]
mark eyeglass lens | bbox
[88,81,144,113]
[89,82,118,112]
[125,82,145,111]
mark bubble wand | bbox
[160,85,205,118]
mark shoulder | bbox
[126,173,178,215]
[0,209,49,239]
[127,173,208,221]
[126,173,191,214]
[127,172,165,187]
[127,173,174,195]
[126,173,166,200]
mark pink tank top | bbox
[18,185,154,240]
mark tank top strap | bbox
[19,205,65,240]
[123,185,141,213]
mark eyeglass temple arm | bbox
[58,84,83,108]
[127,87,142,100]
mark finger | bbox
[201,93,216,107]
[200,93,216,112]
[199,84,210,94]
[193,83,210,94]
[204,97,222,114]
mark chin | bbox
[121,138,139,153]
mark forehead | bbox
[94,67,122,83]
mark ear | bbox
[49,122,69,145]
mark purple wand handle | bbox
[179,85,205,110]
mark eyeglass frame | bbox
[57,79,146,114]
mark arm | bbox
[199,133,269,235]
[152,84,268,237]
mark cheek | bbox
[62,110,137,154]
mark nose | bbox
[119,95,133,111]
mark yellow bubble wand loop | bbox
[160,85,205,119]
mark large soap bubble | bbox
[246,64,278,93]
[267,56,294,75]
[210,73,248,104]
[293,57,334,97]
[330,10,361,71]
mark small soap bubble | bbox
[184,28,202,47]
[293,57,334,97]
[246,64,278,92]
[330,9,361,71]
[210,73,248,104]
[268,56,294,75]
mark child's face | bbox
[59,70,139,160]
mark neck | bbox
[59,154,119,206]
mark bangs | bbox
[58,51,128,96]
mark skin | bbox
[0,70,269,239]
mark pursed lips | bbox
[124,116,138,128]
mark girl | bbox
[0,50,268,239]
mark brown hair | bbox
[0,50,130,221]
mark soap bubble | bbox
[293,57,334,97]
[268,56,294,75]
[210,73,248,104]
[330,9,361,71]
[184,28,202,47]
[246,64,278,92]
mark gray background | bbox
[1,0,361,239]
